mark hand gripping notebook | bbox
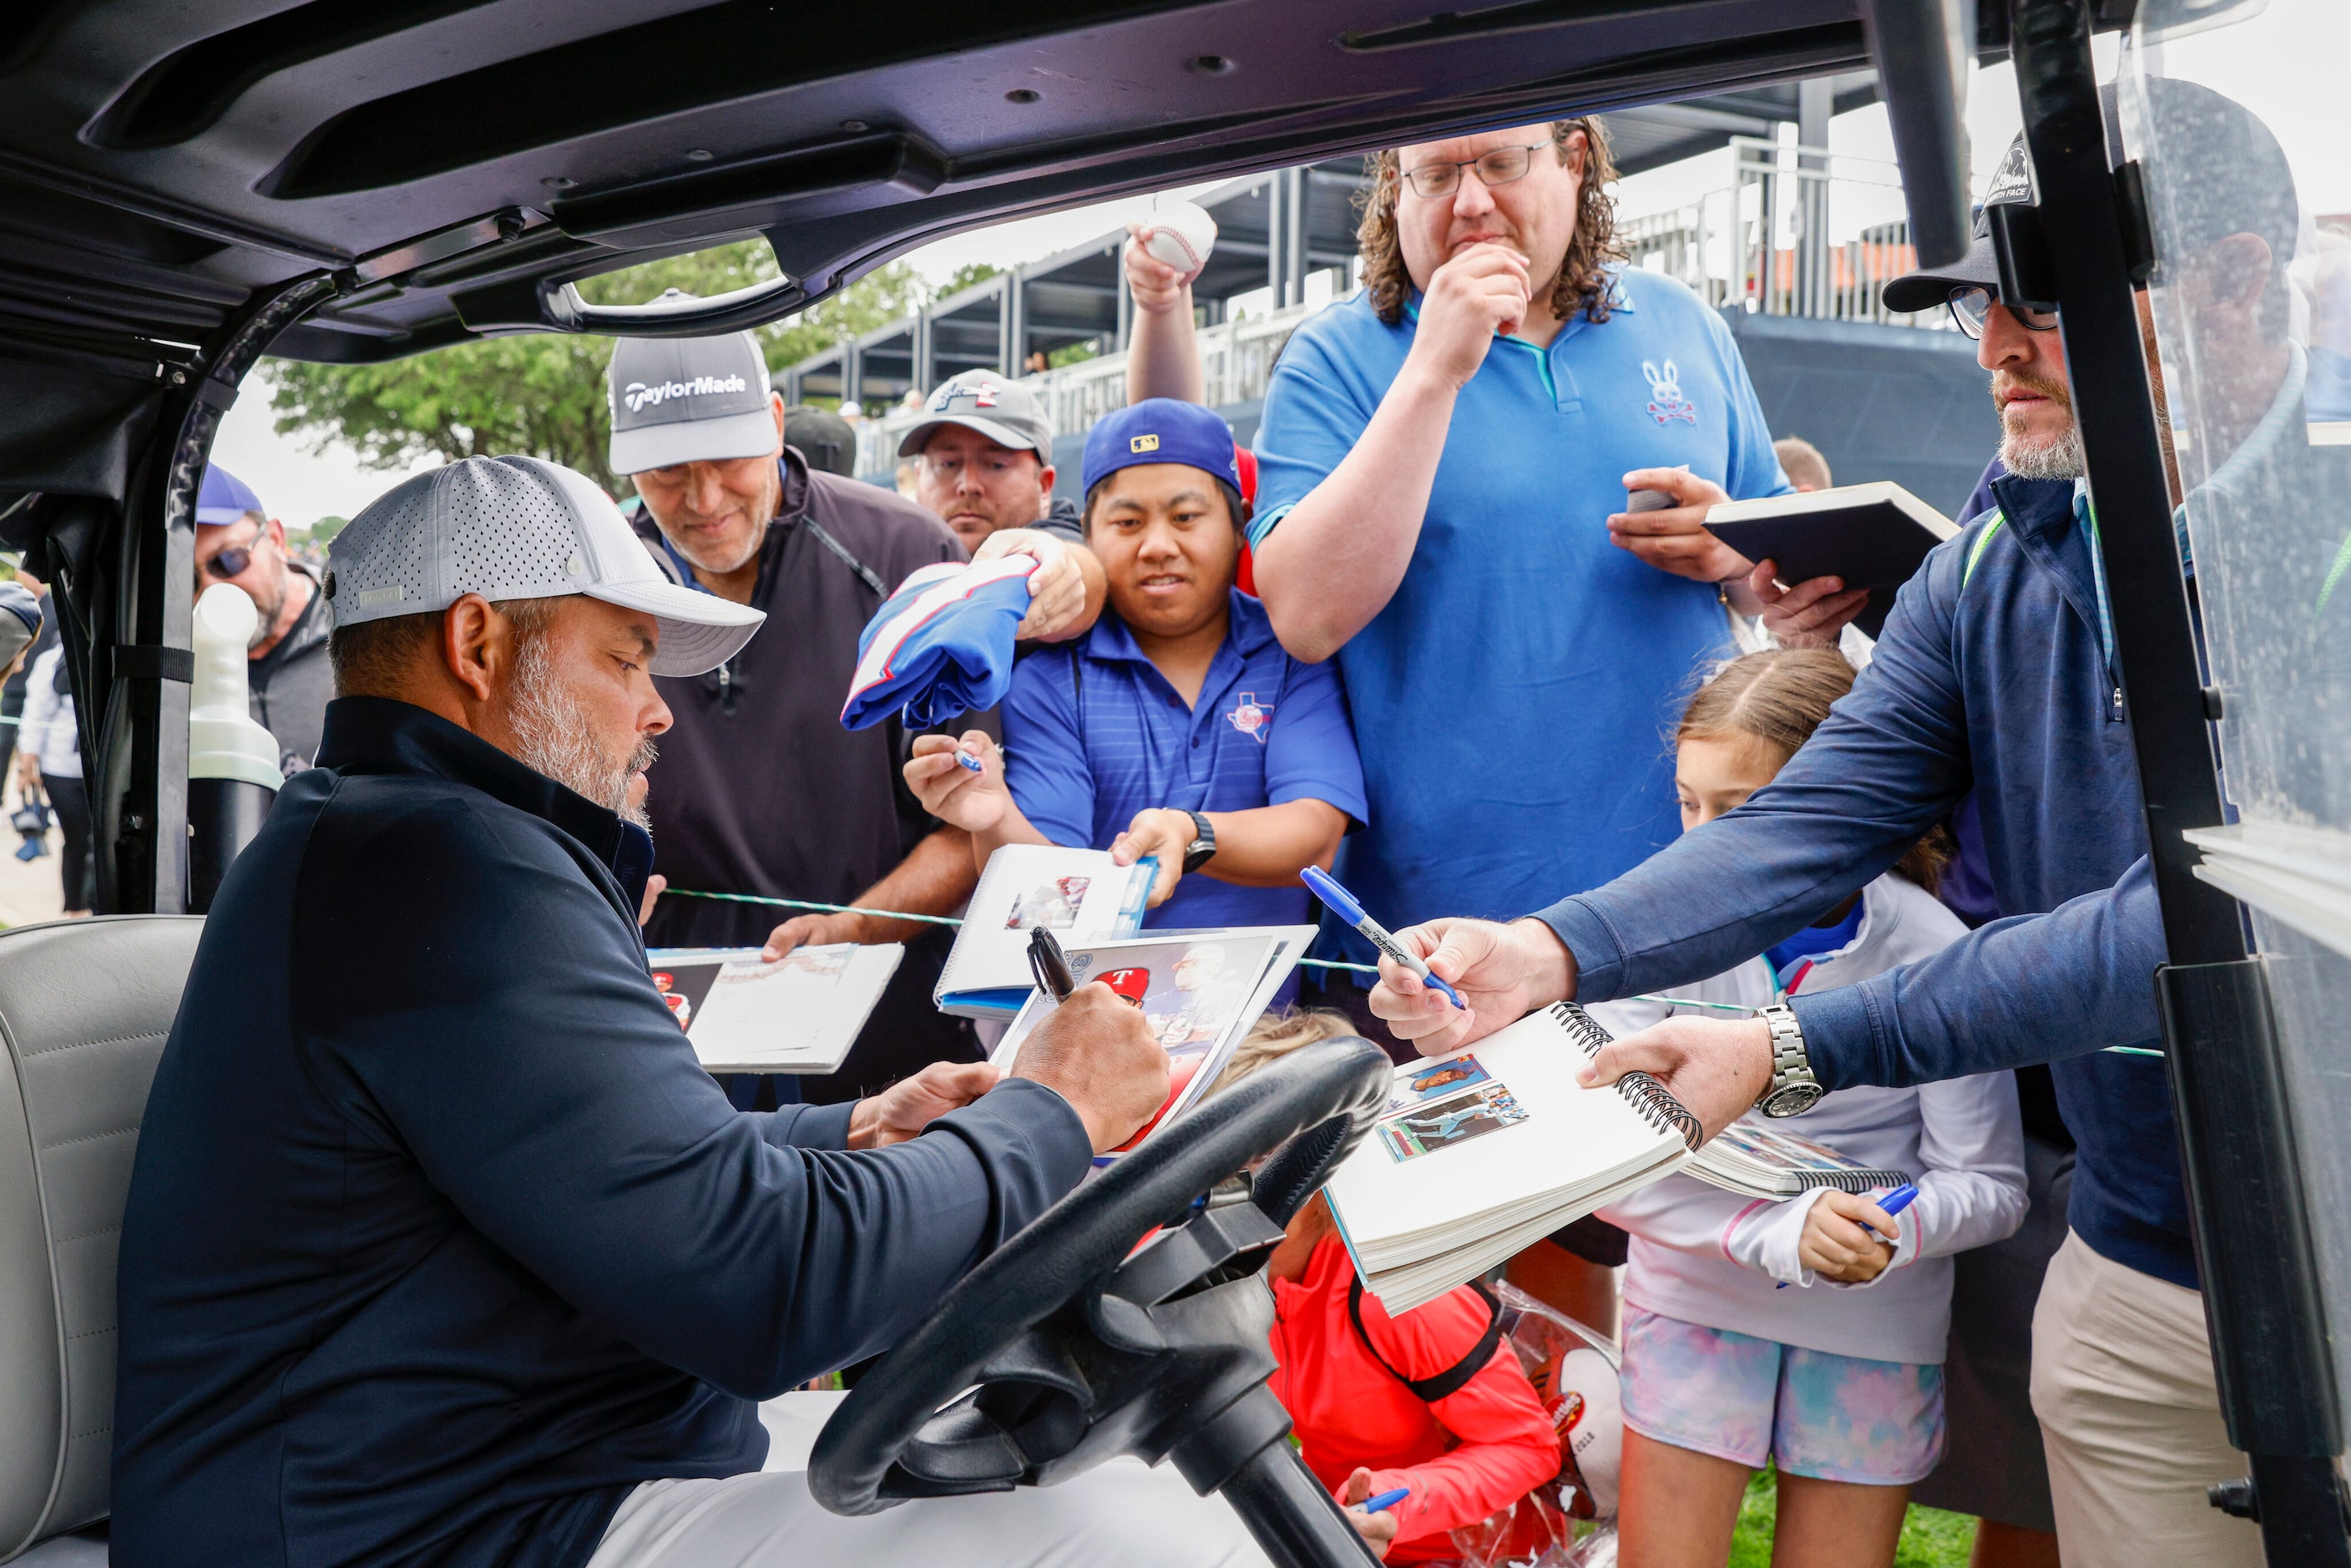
[934,843,1158,1018]
[1324,1002,1701,1313]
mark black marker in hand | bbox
[1028,925,1077,1000]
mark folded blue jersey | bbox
[842,555,1039,731]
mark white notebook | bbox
[934,844,1157,1018]
[648,944,902,1074]
[1324,1003,1701,1313]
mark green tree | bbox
[936,261,1002,300]
[265,243,929,495]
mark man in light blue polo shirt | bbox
[907,400,1366,933]
[1251,119,1843,968]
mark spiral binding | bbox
[1550,1001,1705,1153]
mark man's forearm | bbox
[1125,293,1206,405]
[842,827,983,943]
[1253,367,1459,661]
[1196,800,1347,887]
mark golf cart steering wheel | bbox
[809,1036,1394,1568]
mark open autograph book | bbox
[934,844,1158,1018]
[646,943,902,1074]
[987,926,1317,1157]
[1324,1002,1909,1313]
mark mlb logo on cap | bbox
[1083,398,1240,494]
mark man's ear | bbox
[769,389,787,439]
[1038,461,1057,494]
[439,594,501,704]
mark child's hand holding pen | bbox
[1337,1468,1403,1560]
[1796,1184,1916,1284]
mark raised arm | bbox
[1124,225,1206,406]
[1251,246,1530,661]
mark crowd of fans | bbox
[97,70,2342,1568]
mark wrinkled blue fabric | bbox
[841,555,1037,731]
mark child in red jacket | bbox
[1226,1014,1563,1562]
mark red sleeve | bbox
[1352,1287,1562,1549]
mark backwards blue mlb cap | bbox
[1081,399,1241,496]
[196,464,265,527]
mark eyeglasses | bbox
[200,519,270,581]
[1947,286,2060,341]
[1400,142,1552,200]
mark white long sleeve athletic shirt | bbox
[1591,873,2027,1366]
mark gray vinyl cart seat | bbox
[0,918,203,1566]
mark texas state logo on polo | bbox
[1224,691,1272,742]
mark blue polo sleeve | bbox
[1264,652,1368,827]
[1249,322,1377,549]
[1003,646,1099,847]
[1707,310,1795,503]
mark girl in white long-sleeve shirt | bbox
[1593,649,2026,1568]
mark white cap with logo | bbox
[326,456,765,677]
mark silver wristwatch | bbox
[1756,1002,1824,1117]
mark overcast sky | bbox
[215,0,2346,529]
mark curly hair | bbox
[1354,119,1627,329]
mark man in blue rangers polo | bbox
[111,457,1248,1568]
[1366,109,2308,1565]
[1249,119,1843,998]
[908,398,1365,951]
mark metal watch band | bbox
[1757,1002,1823,1115]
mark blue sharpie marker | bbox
[1357,1488,1411,1515]
[1301,866,1465,1009]
[955,750,985,773]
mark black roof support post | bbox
[2009,1,2350,1560]
[95,272,336,914]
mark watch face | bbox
[1761,1082,1825,1118]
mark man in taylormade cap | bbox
[901,368,1099,554]
[114,455,1215,1568]
[191,463,336,773]
[608,325,1101,1104]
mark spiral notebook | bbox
[933,844,1158,1018]
[1324,1002,1701,1313]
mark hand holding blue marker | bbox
[954,749,984,773]
[1355,1488,1411,1515]
[1778,1182,1919,1287]
[1301,866,1465,1009]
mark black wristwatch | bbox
[1181,811,1217,873]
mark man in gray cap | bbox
[609,328,1102,1105]
[116,454,1196,1568]
[903,368,1099,555]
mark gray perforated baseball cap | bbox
[606,316,780,476]
[326,457,764,677]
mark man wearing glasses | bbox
[194,463,332,775]
[1249,122,1836,1020]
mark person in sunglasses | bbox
[193,463,332,775]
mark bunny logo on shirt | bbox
[1641,359,1697,426]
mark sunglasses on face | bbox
[1400,142,1551,200]
[200,520,270,581]
[1947,286,2060,341]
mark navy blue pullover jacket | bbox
[113,696,1091,1566]
[1543,472,2192,1287]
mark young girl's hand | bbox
[902,731,1009,833]
[1798,1189,1900,1283]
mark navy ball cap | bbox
[1082,399,1241,495]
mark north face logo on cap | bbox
[1984,134,2035,208]
[1130,433,1160,453]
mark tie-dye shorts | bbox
[1619,1307,1945,1485]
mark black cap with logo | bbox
[606,306,778,476]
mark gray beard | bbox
[508,630,655,827]
[2001,421,2086,482]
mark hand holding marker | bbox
[1779,1181,1918,1287]
[1301,866,1465,1009]
[1353,1488,1410,1515]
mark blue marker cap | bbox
[955,751,984,772]
[1300,864,1363,925]
[1360,1487,1411,1515]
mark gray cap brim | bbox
[896,413,1043,458]
[609,407,781,478]
[584,576,766,677]
[1881,232,2002,315]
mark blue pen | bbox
[954,750,984,772]
[1780,1183,1918,1287]
[1358,1487,1411,1515]
[1301,866,1465,1009]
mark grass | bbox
[1727,1467,1976,1568]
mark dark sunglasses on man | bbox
[199,518,270,581]
[1946,286,2060,341]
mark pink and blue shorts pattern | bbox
[1619,1307,1944,1485]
